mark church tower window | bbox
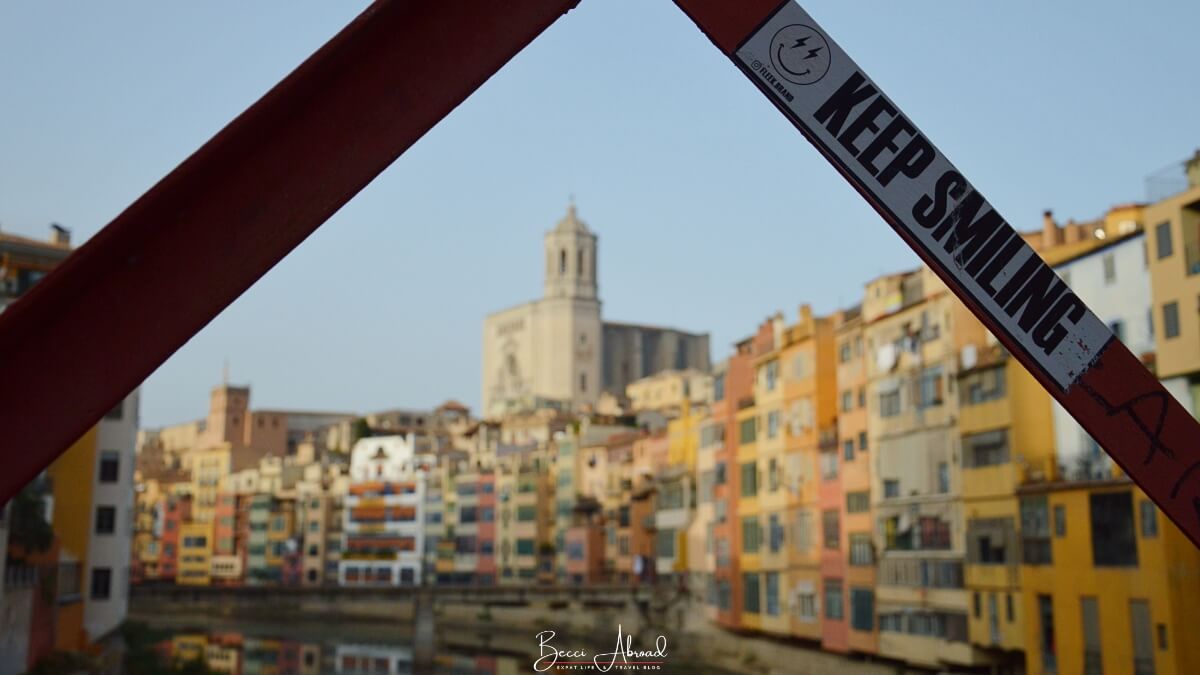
[560,249,567,275]
[578,249,585,278]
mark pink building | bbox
[475,472,497,585]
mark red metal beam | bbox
[672,0,1200,549]
[0,0,579,504]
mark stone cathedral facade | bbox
[482,205,710,417]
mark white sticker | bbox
[735,2,1111,390]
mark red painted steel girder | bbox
[0,0,579,504]
[672,0,1200,549]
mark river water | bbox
[136,612,738,674]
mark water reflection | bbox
[160,628,516,674]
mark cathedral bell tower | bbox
[543,203,598,300]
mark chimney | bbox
[1041,210,1059,249]
[798,303,813,327]
[49,223,70,247]
[1064,219,1084,244]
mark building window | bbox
[849,533,873,566]
[961,365,1006,405]
[743,573,761,613]
[767,514,785,553]
[742,516,761,553]
[793,510,812,553]
[90,568,112,600]
[741,462,758,497]
[579,372,587,392]
[1091,491,1138,567]
[559,249,567,275]
[766,410,780,439]
[850,588,874,631]
[713,374,725,401]
[765,572,780,616]
[1038,595,1057,673]
[820,450,838,480]
[1163,301,1180,339]
[763,360,779,391]
[842,439,855,461]
[967,517,1013,564]
[98,451,120,483]
[1130,600,1155,675]
[1081,596,1102,675]
[1155,221,1173,259]
[95,506,116,535]
[879,389,901,417]
[1103,253,1117,284]
[1053,505,1066,537]
[937,462,950,494]
[846,491,869,513]
[840,390,852,412]
[822,509,840,550]
[767,459,779,492]
[858,387,866,408]
[883,479,900,499]
[858,431,868,450]
[1006,593,1015,622]
[656,529,676,558]
[839,341,851,363]
[918,366,944,408]
[1140,500,1159,538]
[1021,497,1052,564]
[824,579,844,620]
[797,591,817,621]
[739,418,756,444]
[963,429,1010,468]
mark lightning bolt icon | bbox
[790,37,810,48]
[804,46,823,60]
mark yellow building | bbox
[666,400,703,471]
[190,443,234,525]
[178,521,213,586]
[1018,480,1200,675]
[735,324,767,631]
[625,368,713,417]
[1145,154,1200,415]
[957,343,1057,670]
[750,314,787,636]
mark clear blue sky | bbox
[2,1,1196,428]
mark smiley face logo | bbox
[769,24,830,86]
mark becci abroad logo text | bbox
[533,624,668,672]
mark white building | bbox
[1050,231,1152,477]
[482,205,710,417]
[340,436,432,586]
[83,389,140,641]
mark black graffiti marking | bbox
[1078,381,1173,465]
[1077,380,1200,510]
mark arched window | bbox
[578,248,585,277]
[560,249,567,275]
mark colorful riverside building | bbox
[833,305,878,654]
[1144,152,1200,417]
[341,436,431,586]
[739,316,778,635]
[1009,203,1200,675]
[177,521,212,586]
[709,338,754,628]
[956,339,1056,672]
[864,267,988,670]
[784,307,841,651]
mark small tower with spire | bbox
[543,200,598,300]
